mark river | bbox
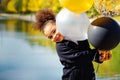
[0,18,120,80]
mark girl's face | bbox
[43,22,64,42]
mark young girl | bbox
[35,9,111,80]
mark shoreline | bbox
[0,13,120,24]
[0,13,36,22]
[0,13,96,22]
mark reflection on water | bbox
[0,19,62,80]
[0,18,120,80]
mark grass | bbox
[113,16,120,21]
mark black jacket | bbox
[56,40,102,80]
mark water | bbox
[0,18,120,80]
[0,19,62,80]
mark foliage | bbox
[1,0,119,17]
[27,0,44,12]
[0,0,10,12]
[6,0,17,13]
[15,0,24,13]
[1,0,62,13]
[94,0,120,16]
[86,6,100,18]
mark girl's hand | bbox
[98,50,112,62]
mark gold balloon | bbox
[94,0,120,16]
[59,0,94,13]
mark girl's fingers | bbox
[99,50,112,61]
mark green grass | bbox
[113,16,120,21]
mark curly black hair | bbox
[35,9,56,31]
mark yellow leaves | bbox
[27,0,44,12]
[94,0,120,16]
[6,0,17,12]
[52,2,61,12]
[21,0,28,12]
[94,0,120,11]
[5,0,61,13]
[6,0,44,13]
[115,5,120,14]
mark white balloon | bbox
[56,8,90,41]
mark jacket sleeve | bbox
[56,42,102,64]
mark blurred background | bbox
[0,0,120,80]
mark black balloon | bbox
[88,17,120,50]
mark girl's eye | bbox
[48,36,52,39]
[52,29,56,33]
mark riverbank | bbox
[0,13,36,22]
[0,13,120,24]
[0,13,96,23]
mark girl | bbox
[35,9,111,80]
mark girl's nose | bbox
[53,33,56,39]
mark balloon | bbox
[59,0,94,13]
[56,8,90,41]
[88,17,120,50]
[94,0,120,16]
